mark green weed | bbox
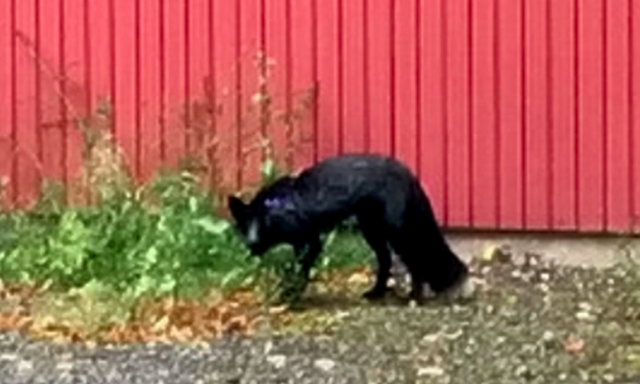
[0,167,372,308]
[0,171,259,301]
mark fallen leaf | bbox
[150,316,170,333]
[564,335,585,354]
[347,271,370,285]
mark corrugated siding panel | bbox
[0,0,638,234]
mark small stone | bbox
[524,252,542,268]
[495,246,513,263]
[540,273,550,281]
[443,329,463,340]
[603,374,615,382]
[579,370,590,381]
[16,359,33,373]
[56,361,74,372]
[451,304,464,313]
[626,353,640,362]
[515,365,528,377]
[559,373,567,381]
[0,353,17,361]
[481,245,498,262]
[578,302,592,311]
[576,311,595,321]
[314,358,336,372]
[542,330,555,342]
[266,354,287,369]
[421,333,440,344]
[417,366,445,377]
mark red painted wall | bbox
[1,0,639,233]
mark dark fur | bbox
[228,153,468,301]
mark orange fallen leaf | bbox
[0,282,271,346]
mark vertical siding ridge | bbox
[10,0,17,202]
[390,0,396,159]
[493,0,501,227]
[207,0,217,189]
[159,0,166,162]
[134,0,141,177]
[59,0,68,186]
[34,0,42,183]
[337,0,344,155]
[285,0,293,169]
[311,0,319,162]
[546,0,554,229]
[258,0,266,164]
[467,0,474,227]
[363,0,371,153]
[83,0,91,115]
[574,0,580,228]
[108,0,115,135]
[629,0,636,231]
[602,0,608,230]
[415,0,422,182]
[235,0,242,188]
[521,0,527,228]
[441,0,449,225]
[184,0,191,157]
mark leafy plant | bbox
[0,170,261,302]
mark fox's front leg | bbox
[278,238,323,302]
[294,237,323,281]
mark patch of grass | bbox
[0,171,262,301]
[0,165,375,341]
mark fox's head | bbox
[227,177,299,256]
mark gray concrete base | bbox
[444,231,640,268]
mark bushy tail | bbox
[411,179,469,294]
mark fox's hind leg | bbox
[357,219,393,300]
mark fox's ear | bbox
[228,196,247,222]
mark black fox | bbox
[228,153,470,302]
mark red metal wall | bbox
[1,0,639,234]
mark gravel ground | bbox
[2,251,640,384]
[0,331,419,384]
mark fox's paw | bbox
[441,274,475,301]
